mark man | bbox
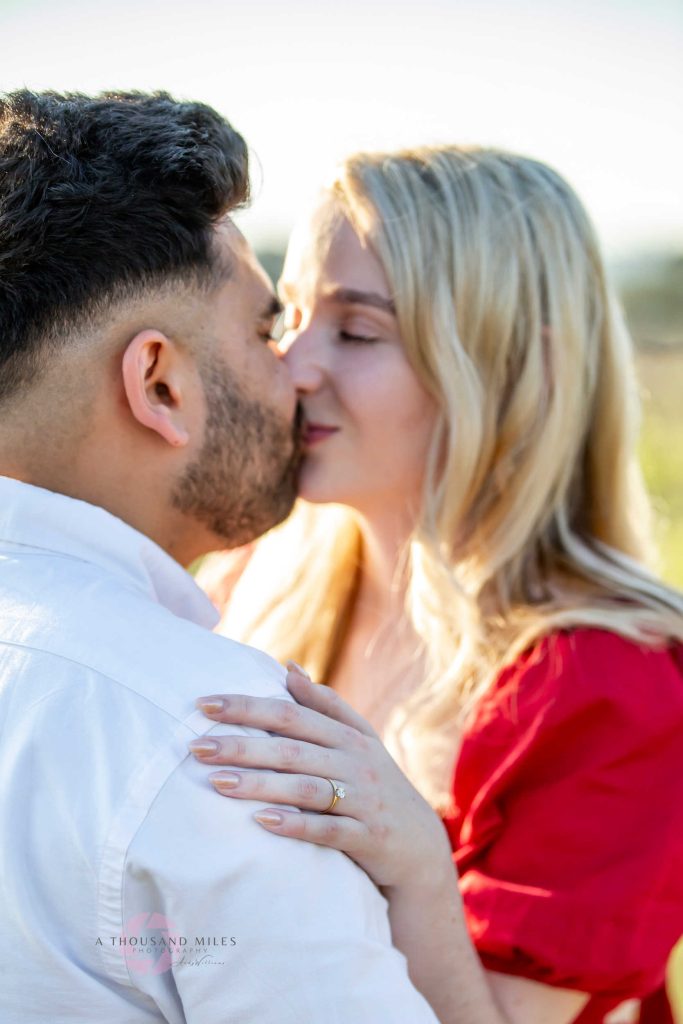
[0,91,437,1023]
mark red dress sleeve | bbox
[442,629,683,1011]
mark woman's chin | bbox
[296,463,353,506]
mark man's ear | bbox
[121,330,191,448]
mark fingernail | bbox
[188,739,220,757]
[196,698,225,715]
[210,771,241,789]
[254,811,283,827]
[286,660,311,679]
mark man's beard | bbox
[171,363,303,548]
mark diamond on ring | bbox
[322,777,346,813]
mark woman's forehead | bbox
[279,200,343,292]
[279,204,388,306]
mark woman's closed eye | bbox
[339,330,379,343]
[337,307,390,344]
[339,317,382,344]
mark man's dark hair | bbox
[0,90,250,401]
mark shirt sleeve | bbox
[445,629,683,1000]
[117,730,439,1024]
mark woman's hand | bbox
[188,664,453,890]
[189,667,592,1024]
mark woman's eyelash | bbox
[339,330,378,343]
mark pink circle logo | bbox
[120,911,178,976]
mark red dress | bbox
[441,628,683,1023]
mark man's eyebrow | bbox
[259,295,284,319]
[325,287,396,315]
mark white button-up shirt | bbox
[0,477,437,1024]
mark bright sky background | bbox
[1,0,682,258]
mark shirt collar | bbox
[0,476,219,630]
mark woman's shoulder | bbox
[453,625,683,864]
[504,624,683,679]
[456,628,683,785]
[484,626,683,727]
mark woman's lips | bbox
[302,423,340,446]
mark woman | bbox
[190,146,683,1023]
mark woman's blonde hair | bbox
[202,146,683,810]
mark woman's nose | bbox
[279,329,326,393]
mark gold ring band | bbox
[321,778,346,814]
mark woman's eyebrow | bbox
[325,287,396,315]
[276,282,396,316]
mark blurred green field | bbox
[637,347,683,589]
[621,254,683,590]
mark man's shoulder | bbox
[0,545,287,725]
